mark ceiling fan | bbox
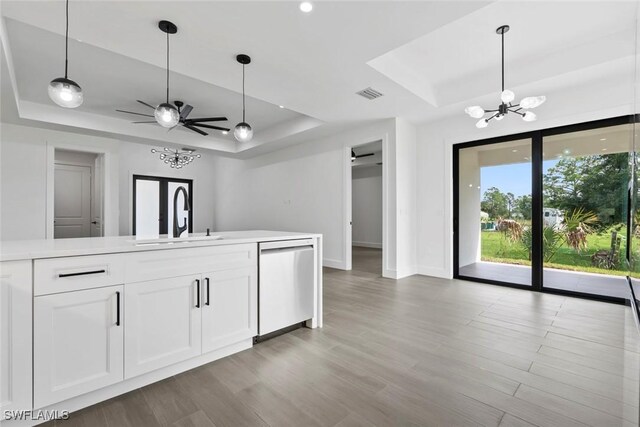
[116,100,230,136]
[351,149,375,162]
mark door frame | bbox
[132,175,193,236]
[46,143,111,239]
[453,114,634,304]
[344,136,389,276]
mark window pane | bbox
[135,179,160,238]
[542,123,633,298]
[458,139,533,286]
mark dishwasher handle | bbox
[260,239,314,252]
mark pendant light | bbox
[48,0,83,108]
[465,25,545,128]
[234,54,253,142]
[154,21,180,128]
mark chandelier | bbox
[465,25,545,128]
[151,147,201,169]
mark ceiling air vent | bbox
[356,87,384,100]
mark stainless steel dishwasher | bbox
[258,239,315,337]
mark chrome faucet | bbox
[173,186,190,238]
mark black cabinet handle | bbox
[59,269,106,278]
[195,279,201,308]
[205,277,210,306]
[115,291,121,326]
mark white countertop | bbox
[0,230,321,262]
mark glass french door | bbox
[133,175,193,237]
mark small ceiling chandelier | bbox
[48,0,83,108]
[151,147,201,169]
[465,25,545,128]
[154,21,180,128]
[234,54,253,142]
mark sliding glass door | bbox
[456,138,533,287]
[455,116,636,302]
[542,123,633,299]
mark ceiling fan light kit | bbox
[234,54,254,143]
[48,0,83,108]
[465,25,545,128]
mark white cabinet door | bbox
[125,275,202,378]
[0,261,32,414]
[202,266,257,354]
[34,285,123,408]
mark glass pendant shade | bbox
[154,103,180,128]
[464,106,485,119]
[500,89,515,103]
[48,77,83,108]
[519,96,546,109]
[522,111,537,122]
[234,122,253,142]
[476,118,489,129]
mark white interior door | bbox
[54,164,91,239]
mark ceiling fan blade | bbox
[191,123,231,132]
[187,117,228,123]
[137,100,156,110]
[132,121,157,124]
[355,153,375,158]
[180,104,193,120]
[183,124,208,136]
[116,109,154,118]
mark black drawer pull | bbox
[195,279,201,308]
[116,291,121,326]
[205,277,210,306]
[59,269,106,278]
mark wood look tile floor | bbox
[49,247,640,427]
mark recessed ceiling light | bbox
[563,149,571,155]
[468,184,473,188]
[300,2,313,12]
[602,148,607,151]
[512,149,518,153]
[600,138,607,141]
[279,105,284,109]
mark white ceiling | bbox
[1,1,638,156]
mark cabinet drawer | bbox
[125,243,257,283]
[34,254,124,296]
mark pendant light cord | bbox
[64,0,69,78]
[166,31,170,104]
[501,31,504,93]
[242,64,246,122]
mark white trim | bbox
[323,258,345,269]
[417,265,451,279]
[46,142,111,239]
[381,134,391,278]
[352,241,382,249]
[343,146,353,271]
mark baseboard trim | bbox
[352,241,382,249]
[323,258,345,269]
[417,265,451,279]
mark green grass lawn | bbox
[480,229,636,277]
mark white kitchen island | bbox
[0,230,322,426]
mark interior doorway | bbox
[349,140,383,275]
[53,149,103,238]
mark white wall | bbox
[457,148,481,267]
[213,118,418,278]
[0,123,216,240]
[352,166,382,248]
